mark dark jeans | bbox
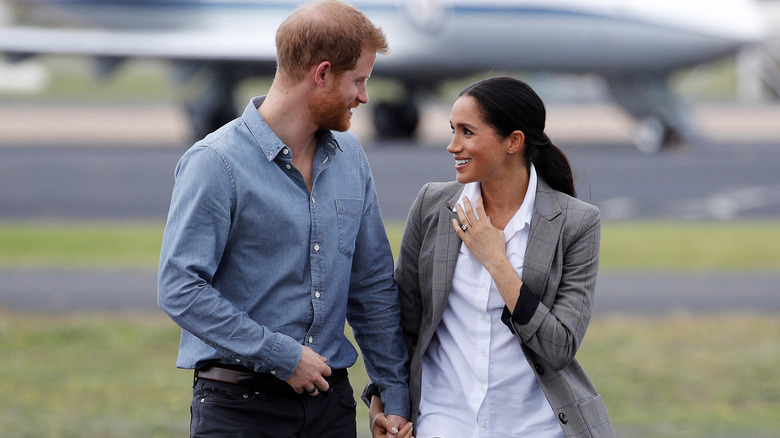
[189,376,357,438]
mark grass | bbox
[1,219,779,272]
[0,221,165,270]
[1,219,779,436]
[1,311,779,437]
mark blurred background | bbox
[1,1,779,437]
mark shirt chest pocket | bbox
[335,198,364,258]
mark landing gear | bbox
[633,117,674,154]
[606,73,692,153]
[185,68,239,142]
[373,100,420,139]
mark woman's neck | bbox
[479,166,530,228]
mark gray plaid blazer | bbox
[395,179,615,437]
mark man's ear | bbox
[313,61,332,88]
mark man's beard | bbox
[309,85,356,132]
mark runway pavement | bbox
[2,268,779,315]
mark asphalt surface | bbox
[2,268,779,315]
[1,102,779,314]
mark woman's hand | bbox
[453,196,507,271]
[453,196,523,312]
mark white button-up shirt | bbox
[417,165,564,437]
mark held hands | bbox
[370,396,414,438]
[453,196,507,270]
[286,345,331,396]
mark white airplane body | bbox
[0,0,767,151]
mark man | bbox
[157,2,410,436]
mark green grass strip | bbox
[0,220,779,271]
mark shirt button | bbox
[482,286,488,292]
[479,385,486,392]
[481,314,488,322]
[311,196,316,204]
[314,243,320,251]
[235,359,241,363]
[480,350,486,357]
[308,336,314,344]
[270,370,276,375]
[315,291,321,298]
[285,164,291,170]
[482,422,488,429]
[282,148,289,155]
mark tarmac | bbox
[2,268,779,315]
[3,100,780,147]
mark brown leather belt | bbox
[196,365,348,395]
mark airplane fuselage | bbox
[10,0,766,80]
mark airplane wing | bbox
[0,26,277,63]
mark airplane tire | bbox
[633,117,671,154]
[373,102,419,139]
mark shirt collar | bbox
[243,96,341,162]
[453,164,538,242]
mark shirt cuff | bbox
[360,381,381,408]
[256,332,301,381]
[501,283,540,329]
[378,385,411,420]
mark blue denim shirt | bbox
[158,97,410,417]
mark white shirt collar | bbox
[454,164,538,242]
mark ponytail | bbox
[525,136,576,197]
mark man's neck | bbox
[258,81,319,157]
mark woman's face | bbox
[447,95,514,184]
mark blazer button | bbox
[558,412,568,424]
[534,363,544,375]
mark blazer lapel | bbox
[430,189,463,326]
[523,180,563,303]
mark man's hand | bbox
[286,345,331,395]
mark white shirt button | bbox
[314,243,320,251]
[270,370,276,375]
[308,336,314,344]
[482,286,488,292]
[315,291,321,298]
[479,385,486,392]
[311,196,316,204]
[285,164,291,170]
[282,148,289,155]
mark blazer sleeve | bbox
[503,201,601,370]
[394,183,428,359]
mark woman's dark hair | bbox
[460,76,576,197]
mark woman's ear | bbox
[507,130,525,155]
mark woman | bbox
[369,77,614,438]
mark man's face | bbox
[310,47,376,132]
